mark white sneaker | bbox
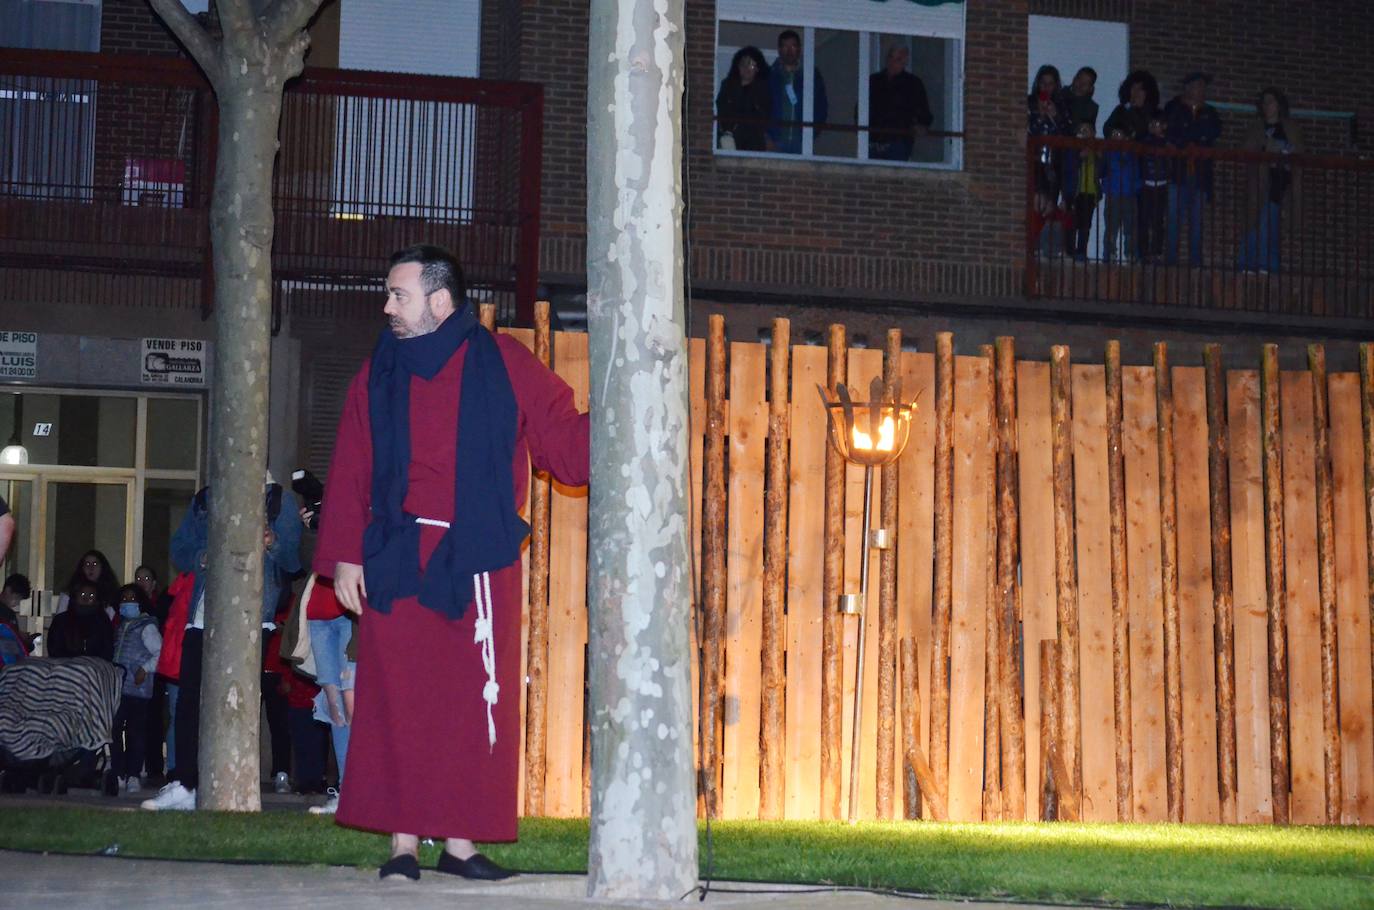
[141,782,196,811]
[273,771,291,794]
[125,777,142,794]
[308,788,339,815]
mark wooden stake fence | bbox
[1104,341,1134,821]
[1203,344,1238,825]
[506,322,1374,826]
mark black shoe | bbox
[436,851,516,881]
[379,853,421,881]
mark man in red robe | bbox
[314,244,588,881]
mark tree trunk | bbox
[585,0,698,900]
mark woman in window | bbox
[1239,87,1302,274]
[716,46,772,152]
[1102,70,1160,141]
[1027,65,1071,255]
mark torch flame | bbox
[851,415,897,453]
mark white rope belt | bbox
[414,517,499,751]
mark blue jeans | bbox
[308,616,354,786]
[1239,201,1283,273]
[1167,180,1206,266]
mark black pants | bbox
[1140,184,1169,258]
[112,694,151,779]
[143,678,166,778]
[173,628,203,790]
[1072,193,1097,257]
[261,638,291,778]
[288,705,330,793]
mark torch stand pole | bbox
[847,464,875,822]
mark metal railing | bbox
[0,49,543,325]
[1026,135,1374,321]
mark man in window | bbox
[868,44,933,162]
[768,29,828,154]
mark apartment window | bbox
[714,1,965,169]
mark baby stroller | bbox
[0,656,122,795]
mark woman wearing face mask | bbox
[110,583,162,794]
[56,550,122,622]
[46,581,116,660]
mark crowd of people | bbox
[0,485,355,815]
[715,30,934,160]
[1028,64,1302,273]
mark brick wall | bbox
[100,0,186,55]
[493,0,1371,308]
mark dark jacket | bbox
[1164,96,1223,194]
[715,76,772,152]
[1243,116,1304,219]
[1056,87,1099,134]
[870,69,933,142]
[768,62,828,153]
[1102,103,1150,141]
[47,608,115,661]
[1140,133,1171,183]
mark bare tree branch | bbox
[267,0,326,46]
[146,0,222,82]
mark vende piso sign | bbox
[141,338,207,387]
[0,331,37,379]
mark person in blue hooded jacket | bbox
[141,476,301,811]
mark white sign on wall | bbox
[0,331,37,379]
[141,338,207,387]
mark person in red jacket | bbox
[154,572,195,781]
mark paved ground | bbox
[1,849,1073,910]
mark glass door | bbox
[41,475,135,602]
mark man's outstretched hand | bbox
[335,561,366,615]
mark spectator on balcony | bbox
[1139,113,1171,260]
[1164,72,1223,266]
[1028,65,1070,255]
[1102,70,1159,141]
[769,29,828,155]
[1239,87,1303,274]
[1056,66,1100,135]
[868,44,933,162]
[716,46,772,152]
[1103,125,1141,262]
[1060,121,1101,260]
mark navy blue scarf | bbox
[363,305,529,619]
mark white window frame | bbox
[713,4,966,171]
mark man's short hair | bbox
[1076,66,1098,84]
[778,29,800,47]
[389,244,466,307]
[2,573,30,600]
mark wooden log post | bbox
[930,331,956,804]
[1049,346,1083,808]
[1039,640,1061,822]
[1362,343,1374,781]
[699,314,728,819]
[1154,342,1185,823]
[1307,344,1344,825]
[1261,344,1291,824]
[821,323,848,820]
[1104,341,1134,821]
[759,318,790,820]
[1203,344,1239,825]
[903,744,946,822]
[981,344,1002,822]
[876,329,902,820]
[900,636,922,819]
[994,336,1027,821]
[478,301,497,331]
[524,301,554,816]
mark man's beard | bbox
[390,308,441,339]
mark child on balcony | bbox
[1139,114,1170,261]
[1060,121,1101,261]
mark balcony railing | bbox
[0,49,543,325]
[1026,135,1374,322]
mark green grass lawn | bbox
[2,807,1372,909]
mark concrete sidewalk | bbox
[1,850,1063,909]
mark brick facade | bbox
[486,0,1372,317]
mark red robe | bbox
[314,333,589,840]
